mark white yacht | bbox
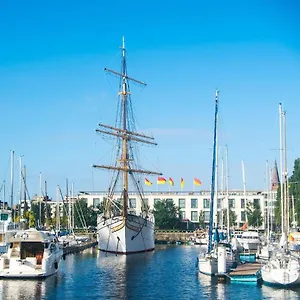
[237,230,262,251]
[0,228,63,278]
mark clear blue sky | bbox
[0,1,299,203]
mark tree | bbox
[275,158,300,229]
[74,198,98,228]
[246,202,263,228]
[222,208,237,227]
[153,200,181,230]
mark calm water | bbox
[0,245,300,300]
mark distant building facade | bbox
[78,189,277,230]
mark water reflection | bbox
[261,285,300,299]
[0,275,60,300]
[96,250,155,299]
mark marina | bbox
[0,1,299,299]
[0,245,299,300]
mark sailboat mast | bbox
[266,160,270,241]
[208,90,219,253]
[242,160,247,223]
[121,36,129,217]
[225,145,230,242]
[10,150,14,221]
[283,110,289,234]
[279,103,284,234]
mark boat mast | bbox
[225,145,230,242]
[120,37,129,217]
[279,103,284,235]
[208,90,219,253]
[283,110,289,235]
[242,160,247,224]
[265,160,269,242]
[10,150,14,221]
[93,37,161,217]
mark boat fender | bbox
[195,257,199,268]
[54,262,58,269]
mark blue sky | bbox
[0,1,299,203]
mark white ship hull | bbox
[261,254,300,287]
[97,214,155,254]
[198,255,218,276]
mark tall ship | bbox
[93,37,162,254]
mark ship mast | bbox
[93,37,161,218]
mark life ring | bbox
[21,233,29,240]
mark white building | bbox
[78,189,277,230]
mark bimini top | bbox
[7,228,57,243]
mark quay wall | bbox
[155,230,204,243]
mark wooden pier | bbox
[63,240,97,255]
[226,262,262,283]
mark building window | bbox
[181,211,186,219]
[254,199,260,206]
[241,198,245,209]
[93,198,100,207]
[179,199,185,208]
[191,198,198,209]
[129,198,136,208]
[204,211,210,222]
[191,211,198,222]
[241,211,246,222]
[229,199,235,209]
[203,199,210,209]
[217,198,222,209]
[166,198,173,204]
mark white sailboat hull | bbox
[198,255,218,276]
[97,214,155,254]
[261,255,300,287]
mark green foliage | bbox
[246,202,263,228]
[288,158,300,227]
[153,200,181,230]
[275,158,300,228]
[222,208,237,227]
[74,198,98,228]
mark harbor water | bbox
[1,245,300,300]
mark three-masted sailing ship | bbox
[92,37,162,254]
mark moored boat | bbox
[93,37,161,254]
[0,228,63,278]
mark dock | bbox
[63,240,97,255]
[226,262,262,283]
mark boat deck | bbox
[229,262,262,276]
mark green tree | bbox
[223,208,237,227]
[74,198,98,228]
[246,202,263,228]
[275,158,300,229]
[153,200,181,230]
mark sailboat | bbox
[92,37,162,254]
[261,103,300,287]
[198,90,219,275]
